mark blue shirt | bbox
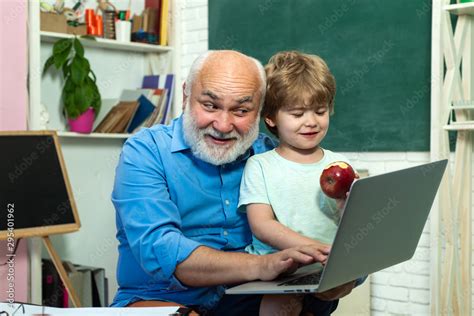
[111,116,275,309]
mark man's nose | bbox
[213,112,234,134]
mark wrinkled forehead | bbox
[193,55,262,97]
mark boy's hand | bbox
[308,241,330,265]
[335,173,360,211]
[255,243,330,281]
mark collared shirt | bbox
[111,116,275,309]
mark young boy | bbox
[239,51,352,315]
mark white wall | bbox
[180,1,435,315]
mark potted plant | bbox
[43,37,101,133]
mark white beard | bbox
[182,103,259,165]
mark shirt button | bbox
[223,230,228,236]
[225,200,230,206]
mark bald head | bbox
[184,50,266,107]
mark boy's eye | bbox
[291,112,304,117]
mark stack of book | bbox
[42,259,108,307]
[93,74,174,134]
[131,0,170,46]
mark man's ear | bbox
[264,116,276,127]
[182,82,187,110]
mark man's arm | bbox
[175,244,329,287]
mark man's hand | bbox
[314,281,356,301]
[255,244,330,281]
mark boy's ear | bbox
[264,117,276,127]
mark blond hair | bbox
[263,51,336,136]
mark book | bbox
[93,101,139,133]
[42,259,64,307]
[41,259,108,308]
[159,0,169,46]
[153,89,169,126]
[139,89,166,129]
[64,261,92,307]
[126,95,156,133]
[119,89,154,102]
[142,74,175,124]
[145,0,162,38]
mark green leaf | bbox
[62,62,70,77]
[82,82,93,105]
[63,77,75,93]
[63,88,76,118]
[42,55,55,75]
[73,86,88,112]
[54,48,70,69]
[82,58,91,73]
[53,39,72,57]
[71,57,87,85]
[85,77,101,116]
[73,38,84,58]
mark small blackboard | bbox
[0,131,80,239]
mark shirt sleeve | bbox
[112,134,203,290]
[238,156,270,209]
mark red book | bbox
[145,0,161,36]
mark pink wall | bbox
[0,0,28,130]
[0,0,29,303]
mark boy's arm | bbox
[247,203,330,255]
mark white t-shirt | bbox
[238,148,351,255]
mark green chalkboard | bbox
[209,0,432,151]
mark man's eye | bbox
[203,103,218,110]
[234,108,249,116]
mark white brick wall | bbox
[179,2,437,315]
[179,0,209,89]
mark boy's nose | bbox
[304,113,318,126]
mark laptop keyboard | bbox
[278,271,323,286]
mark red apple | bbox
[320,161,356,199]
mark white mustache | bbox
[204,129,240,141]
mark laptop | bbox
[226,159,448,294]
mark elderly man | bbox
[111,50,354,315]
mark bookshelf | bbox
[27,0,182,305]
[41,31,173,54]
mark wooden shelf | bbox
[443,124,474,131]
[40,31,172,53]
[444,2,474,16]
[57,131,131,139]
